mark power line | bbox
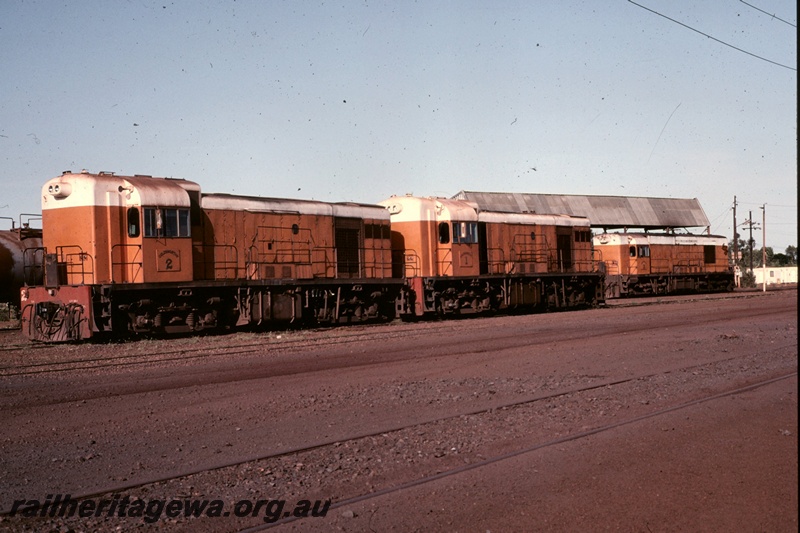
[708,206,731,235]
[739,0,797,28]
[627,0,797,71]
[738,201,797,208]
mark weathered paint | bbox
[593,232,729,277]
[20,285,93,341]
[380,195,596,279]
[40,171,196,285]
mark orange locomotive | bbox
[379,195,604,317]
[21,171,400,341]
[593,232,733,298]
[20,172,606,342]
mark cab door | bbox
[111,205,145,283]
[139,207,194,282]
[334,217,363,278]
[450,221,480,277]
[556,227,573,272]
[628,244,651,275]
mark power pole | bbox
[741,211,760,276]
[761,204,766,292]
[732,196,738,264]
[748,210,754,274]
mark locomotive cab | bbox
[436,200,481,277]
[117,182,197,285]
[122,193,197,283]
[37,171,197,286]
[594,235,652,277]
[380,196,482,278]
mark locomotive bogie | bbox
[399,273,602,318]
[116,288,233,335]
[235,282,399,327]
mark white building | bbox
[753,266,798,286]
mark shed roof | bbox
[452,191,710,229]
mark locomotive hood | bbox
[42,171,199,210]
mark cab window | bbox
[127,207,140,238]
[452,222,478,244]
[438,222,450,244]
[143,207,191,238]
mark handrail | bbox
[110,244,141,283]
[57,245,94,285]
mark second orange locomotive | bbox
[380,195,602,316]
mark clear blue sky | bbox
[1,0,796,249]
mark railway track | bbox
[1,289,795,530]
[249,370,798,531]
[0,306,789,415]
[0,290,788,379]
[3,347,794,520]
[0,323,437,376]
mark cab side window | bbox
[143,207,191,238]
[452,222,478,244]
[438,222,450,244]
[127,207,140,238]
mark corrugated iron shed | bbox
[452,191,710,229]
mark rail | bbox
[243,243,394,281]
[22,245,94,287]
[512,234,549,263]
[484,247,507,274]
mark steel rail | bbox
[2,348,795,518]
[1,301,790,378]
[246,370,798,531]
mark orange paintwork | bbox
[382,196,595,279]
[198,209,391,281]
[42,204,193,285]
[482,222,594,275]
[38,172,391,287]
[389,220,437,277]
[595,235,729,277]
